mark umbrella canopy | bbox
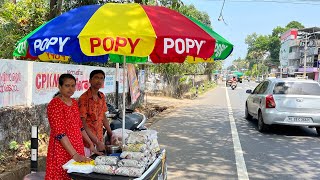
[21,3,219,146]
[187,16,233,60]
[12,16,109,63]
[26,3,216,63]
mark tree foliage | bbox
[232,57,249,71]
[244,21,305,74]
[0,0,49,58]
[286,21,304,29]
[176,4,211,27]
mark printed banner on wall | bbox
[32,63,124,105]
[138,70,145,91]
[32,62,89,104]
[127,64,140,104]
[1,60,126,107]
[0,59,29,107]
[104,68,116,94]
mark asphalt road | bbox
[151,81,320,180]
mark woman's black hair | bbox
[90,70,105,79]
[53,74,76,98]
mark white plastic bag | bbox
[115,167,145,177]
[95,156,119,165]
[149,139,160,153]
[118,159,147,168]
[139,130,158,140]
[93,165,117,175]
[62,159,95,174]
[122,143,147,152]
[120,151,148,161]
[111,129,132,146]
[127,131,149,144]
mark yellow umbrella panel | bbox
[186,56,214,63]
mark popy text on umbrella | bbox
[163,38,206,55]
[90,37,141,54]
[33,37,70,53]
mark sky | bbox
[181,0,320,68]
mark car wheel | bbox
[245,104,252,120]
[316,127,320,136]
[258,111,269,132]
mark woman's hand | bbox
[73,153,92,162]
[89,144,103,156]
[96,141,105,152]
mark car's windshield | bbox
[273,82,320,95]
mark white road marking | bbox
[225,87,250,180]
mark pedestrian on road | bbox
[78,70,113,157]
[45,74,101,180]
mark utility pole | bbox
[303,33,308,79]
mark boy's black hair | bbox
[90,70,105,79]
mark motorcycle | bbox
[231,81,237,90]
[106,103,147,131]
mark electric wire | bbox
[205,0,320,5]
[218,0,228,25]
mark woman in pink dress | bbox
[45,74,102,180]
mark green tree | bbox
[0,0,49,58]
[233,57,249,71]
[177,4,211,27]
[245,33,269,68]
[268,21,304,63]
[48,0,62,20]
[245,21,304,72]
[286,21,304,29]
[159,0,184,9]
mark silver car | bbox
[245,78,320,134]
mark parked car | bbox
[245,78,320,134]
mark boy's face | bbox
[90,73,105,89]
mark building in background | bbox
[296,27,320,80]
[279,29,299,77]
[279,27,320,80]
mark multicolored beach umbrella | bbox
[25,3,216,63]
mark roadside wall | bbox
[0,59,132,151]
[145,74,210,98]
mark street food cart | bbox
[68,149,167,180]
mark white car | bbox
[245,78,320,134]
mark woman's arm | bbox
[81,129,103,155]
[103,115,113,138]
[60,135,91,162]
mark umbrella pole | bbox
[115,63,119,109]
[122,56,126,147]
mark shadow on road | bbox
[232,107,320,180]
[152,104,237,180]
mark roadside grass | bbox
[189,80,217,96]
